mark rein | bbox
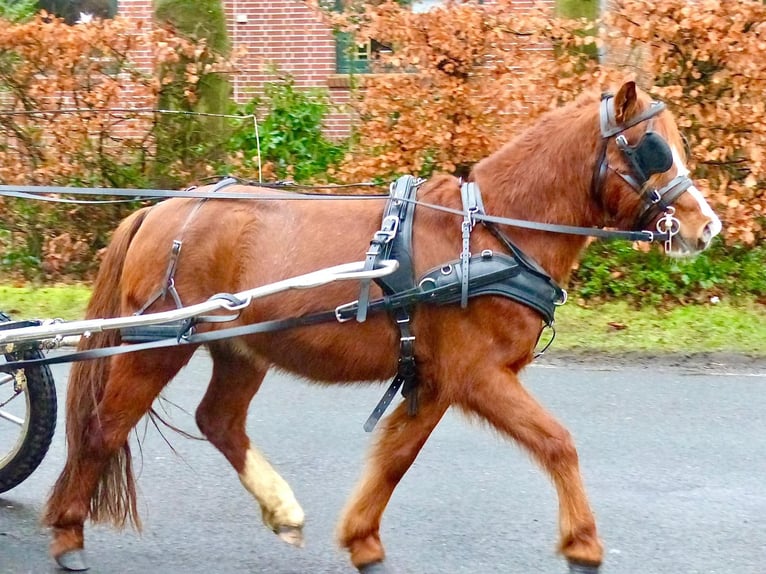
[0,182,673,243]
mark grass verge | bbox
[0,284,763,357]
[0,284,92,321]
[553,299,766,355]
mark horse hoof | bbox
[55,549,89,571]
[276,525,304,548]
[358,561,390,574]
[568,562,600,574]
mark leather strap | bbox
[360,175,421,429]
[0,181,668,243]
[600,95,666,138]
[459,182,482,308]
[0,309,340,373]
[356,175,419,322]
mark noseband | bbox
[592,93,694,232]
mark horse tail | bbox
[45,207,151,531]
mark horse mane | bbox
[418,86,669,284]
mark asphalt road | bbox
[1,352,766,574]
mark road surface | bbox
[1,352,765,573]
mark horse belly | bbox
[232,321,399,383]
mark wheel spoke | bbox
[0,373,15,387]
[0,408,24,426]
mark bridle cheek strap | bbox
[635,173,694,230]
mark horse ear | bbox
[613,81,638,124]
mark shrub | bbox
[227,75,346,183]
[315,0,617,182]
[572,241,766,306]
[314,0,764,246]
[0,14,233,279]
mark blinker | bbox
[616,131,673,184]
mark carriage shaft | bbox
[0,260,397,345]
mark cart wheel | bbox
[0,311,57,493]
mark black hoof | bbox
[56,549,89,571]
[568,562,600,574]
[358,561,390,574]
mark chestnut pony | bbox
[45,81,720,573]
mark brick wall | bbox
[222,0,351,137]
[116,0,556,139]
[120,0,351,137]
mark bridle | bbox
[592,93,693,244]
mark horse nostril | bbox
[697,223,715,251]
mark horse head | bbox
[596,81,722,256]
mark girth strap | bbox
[363,307,416,432]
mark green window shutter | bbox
[335,31,370,74]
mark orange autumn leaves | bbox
[316,0,763,245]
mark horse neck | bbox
[471,102,603,284]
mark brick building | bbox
[117,0,558,139]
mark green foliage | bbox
[228,76,346,182]
[0,0,38,21]
[553,0,599,60]
[154,0,230,55]
[555,0,599,19]
[153,0,232,187]
[571,240,766,305]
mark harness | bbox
[353,177,565,431]
[0,99,693,432]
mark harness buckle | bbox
[334,301,357,323]
[647,189,662,204]
[373,215,400,244]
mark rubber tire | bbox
[0,312,57,493]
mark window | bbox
[37,0,117,25]
[335,35,393,74]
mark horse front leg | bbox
[458,367,603,573]
[339,392,448,572]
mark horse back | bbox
[117,184,541,383]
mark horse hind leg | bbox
[339,391,448,572]
[195,341,305,547]
[46,346,196,571]
[458,367,603,572]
